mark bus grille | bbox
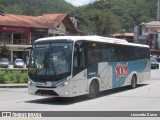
[36,86,57,88]
[35,90,59,96]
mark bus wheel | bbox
[88,80,99,99]
[131,74,137,89]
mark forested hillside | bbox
[0,0,75,15]
[88,0,157,31]
[0,0,158,35]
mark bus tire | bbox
[87,80,99,99]
[130,74,137,89]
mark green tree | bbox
[0,3,5,11]
[83,0,157,32]
[0,0,75,15]
[78,9,121,36]
[0,43,10,58]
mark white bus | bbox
[28,36,151,98]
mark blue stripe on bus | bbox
[87,64,98,79]
[52,77,66,87]
[109,61,147,88]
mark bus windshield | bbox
[29,42,72,81]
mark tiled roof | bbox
[145,21,160,33]
[0,13,78,32]
[0,14,44,28]
[40,14,67,28]
[146,21,160,27]
[112,32,134,37]
[148,27,160,33]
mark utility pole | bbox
[157,0,160,21]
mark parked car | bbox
[0,58,10,68]
[151,59,159,69]
[157,56,160,62]
[151,55,158,60]
[14,59,24,68]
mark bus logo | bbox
[115,63,128,80]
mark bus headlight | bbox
[28,80,33,86]
[28,81,31,84]
[63,81,68,85]
[62,80,69,87]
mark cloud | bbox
[65,0,92,6]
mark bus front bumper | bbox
[28,80,72,97]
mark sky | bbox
[65,0,92,7]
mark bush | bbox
[0,69,28,84]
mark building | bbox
[112,32,134,43]
[0,13,81,62]
[134,21,160,55]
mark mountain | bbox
[74,0,157,32]
[0,0,75,15]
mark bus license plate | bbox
[35,82,52,87]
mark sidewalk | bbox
[0,83,28,88]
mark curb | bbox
[0,84,28,88]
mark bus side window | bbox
[73,42,86,76]
[73,47,78,67]
[79,48,86,66]
[73,46,86,67]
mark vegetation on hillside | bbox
[0,0,75,15]
[72,0,157,34]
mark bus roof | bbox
[35,36,149,48]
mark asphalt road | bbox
[0,68,160,120]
